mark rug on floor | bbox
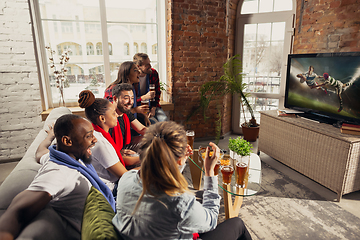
[183,161,360,240]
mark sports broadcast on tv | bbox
[285,53,360,123]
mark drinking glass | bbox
[141,99,149,114]
[149,84,155,101]
[186,130,195,150]
[221,165,234,185]
[235,155,249,188]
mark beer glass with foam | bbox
[235,155,249,188]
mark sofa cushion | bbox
[17,206,80,240]
[0,107,72,211]
[81,186,121,240]
[0,107,79,240]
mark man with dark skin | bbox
[0,115,99,240]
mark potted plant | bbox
[187,54,259,142]
[228,136,253,159]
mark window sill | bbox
[40,107,85,121]
[40,101,174,121]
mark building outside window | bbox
[61,22,73,33]
[233,0,295,133]
[96,42,103,55]
[108,43,113,55]
[86,42,94,55]
[141,42,147,53]
[31,0,166,109]
[124,43,130,55]
[152,44,157,55]
[134,42,138,53]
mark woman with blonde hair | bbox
[113,121,252,240]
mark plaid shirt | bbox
[137,68,161,108]
[104,85,115,103]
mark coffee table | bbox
[188,150,261,219]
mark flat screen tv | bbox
[285,52,360,126]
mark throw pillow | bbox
[81,186,121,240]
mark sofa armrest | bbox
[0,107,72,211]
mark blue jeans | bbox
[149,107,168,124]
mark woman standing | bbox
[112,121,252,240]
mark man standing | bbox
[111,83,147,153]
[133,53,168,123]
[0,114,114,239]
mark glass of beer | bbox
[186,130,195,150]
[149,84,155,101]
[221,165,234,185]
[141,99,149,114]
[235,155,249,188]
[214,160,221,176]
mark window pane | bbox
[241,0,259,14]
[39,0,100,21]
[107,23,158,62]
[38,0,162,106]
[274,0,292,12]
[40,0,104,105]
[243,22,284,94]
[106,0,157,22]
[271,22,285,41]
[244,24,256,41]
[241,0,292,14]
[259,0,274,13]
[49,62,105,102]
[258,23,271,41]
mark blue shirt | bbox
[112,170,220,240]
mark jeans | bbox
[199,217,252,240]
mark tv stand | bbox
[297,112,338,125]
[259,110,360,201]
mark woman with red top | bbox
[78,90,139,192]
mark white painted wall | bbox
[0,0,43,162]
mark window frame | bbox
[233,0,295,133]
[29,0,168,110]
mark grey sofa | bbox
[0,107,80,240]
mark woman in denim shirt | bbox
[113,121,252,240]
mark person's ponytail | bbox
[132,121,189,214]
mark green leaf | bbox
[228,137,252,156]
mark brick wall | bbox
[294,0,360,53]
[168,0,236,138]
[0,0,43,162]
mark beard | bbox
[117,103,132,115]
[140,67,151,75]
[81,154,92,164]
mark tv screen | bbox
[285,52,360,125]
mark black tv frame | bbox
[284,52,360,126]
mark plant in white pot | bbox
[228,136,252,160]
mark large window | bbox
[31,0,166,109]
[233,0,295,133]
